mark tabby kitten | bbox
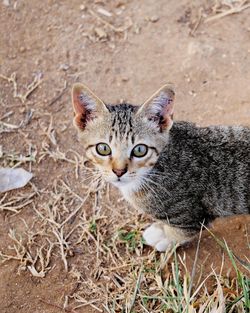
[71,83,250,251]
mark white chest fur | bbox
[118,183,135,203]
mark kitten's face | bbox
[72,84,175,194]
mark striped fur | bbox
[72,84,250,250]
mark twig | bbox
[0,111,14,120]
[60,199,87,228]
[59,180,85,202]
[48,80,67,106]
[0,192,37,213]
[205,2,250,22]
[72,296,103,312]
[189,8,203,37]
[89,9,132,33]
[0,121,20,133]
[0,72,42,104]
[52,227,68,271]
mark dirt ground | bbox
[0,0,249,312]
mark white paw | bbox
[143,223,173,252]
[155,239,173,252]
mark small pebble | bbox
[121,76,129,82]
[150,15,159,23]
[95,27,107,39]
[236,223,242,230]
[188,90,196,97]
[79,4,85,11]
[3,0,10,7]
[184,74,191,83]
[59,63,70,71]
[19,46,26,53]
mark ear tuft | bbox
[72,83,107,130]
[137,85,175,132]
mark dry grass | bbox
[188,0,250,37]
[0,72,42,104]
[205,0,250,23]
[1,173,249,312]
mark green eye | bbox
[96,143,112,156]
[132,144,148,158]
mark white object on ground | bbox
[0,168,33,193]
[3,0,10,7]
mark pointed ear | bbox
[72,83,108,130]
[137,85,175,132]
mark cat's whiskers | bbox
[146,170,179,186]
[81,172,101,183]
[139,176,166,208]
[81,168,100,177]
[143,177,170,207]
[146,170,172,180]
[88,176,104,191]
[139,181,167,213]
[80,168,104,190]
[143,175,170,194]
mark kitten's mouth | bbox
[105,174,135,187]
[111,178,129,186]
[114,178,124,183]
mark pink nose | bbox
[112,168,127,177]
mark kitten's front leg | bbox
[143,222,191,252]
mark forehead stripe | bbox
[149,146,159,155]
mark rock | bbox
[19,46,26,53]
[59,63,70,71]
[79,4,85,11]
[94,27,107,39]
[121,76,129,82]
[0,168,33,193]
[3,0,10,7]
[150,15,159,23]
